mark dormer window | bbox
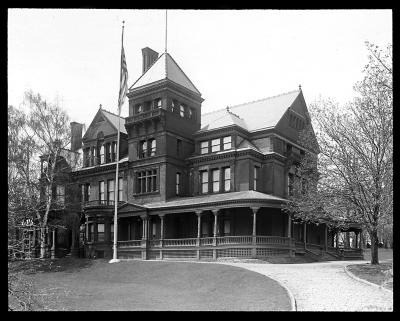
[180,104,185,117]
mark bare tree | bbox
[284,42,392,265]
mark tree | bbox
[284,42,392,265]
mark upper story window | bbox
[140,140,147,159]
[56,185,65,205]
[99,181,105,201]
[176,172,181,195]
[223,167,231,192]
[254,166,260,191]
[149,139,156,157]
[212,169,220,193]
[171,100,176,113]
[154,98,162,109]
[200,171,208,194]
[107,179,114,203]
[223,136,232,150]
[136,169,157,194]
[211,139,221,153]
[100,145,105,164]
[112,142,117,161]
[188,108,193,119]
[180,104,185,117]
[200,141,209,154]
[136,104,143,114]
[82,183,90,202]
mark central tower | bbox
[125,48,204,204]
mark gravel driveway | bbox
[218,260,393,311]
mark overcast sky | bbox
[8,9,392,129]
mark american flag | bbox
[118,43,128,112]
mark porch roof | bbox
[142,191,287,211]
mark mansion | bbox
[44,47,363,261]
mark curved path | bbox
[218,260,393,311]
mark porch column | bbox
[251,207,260,258]
[287,213,292,238]
[303,223,307,250]
[324,224,328,251]
[159,214,165,260]
[51,228,56,259]
[85,216,89,243]
[195,210,202,260]
[141,215,149,260]
[355,231,359,249]
[212,209,219,260]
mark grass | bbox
[11,257,292,311]
[347,263,393,291]
[362,248,393,263]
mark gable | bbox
[118,202,148,214]
[82,109,127,141]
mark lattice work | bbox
[199,250,213,259]
[256,248,290,257]
[163,250,197,259]
[217,248,252,258]
[148,250,160,260]
[118,251,142,260]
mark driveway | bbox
[218,260,393,311]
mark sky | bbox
[8,9,392,130]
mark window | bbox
[82,183,90,202]
[211,139,220,152]
[212,169,220,193]
[254,166,260,191]
[136,104,143,114]
[149,139,156,156]
[140,140,147,158]
[223,167,231,192]
[200,171,208,194]
[154,98,162,109]
[87,184,91,200]
[100,145,105,164]
[106,143,111,163]
[81,185,85,202]
[171,100,176,113]
[152,222,157,238]
[137,169,157,194]
[88,223,94,242]
[188,108,193,119]
[56,185,65,205]
[118,178,123,201]
[97,223,105,242]
[111,142,117,162]
[107,180,114,203]
[180,104,185,117]
[177,139,182,156]
[200,141,209,154]
[99,181,105,201]
[224,220,231,236]
[223,136,232,150]
[92,147,97,165]
[176,172,181,195]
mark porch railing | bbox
[199,237,214,246]
[118,240,142,248]
[256,236,291,246]
[163,238,197,247]
[216,236,252,245]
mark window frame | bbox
[223,167,231,192]
[253,166,260,191]
[99,181,105,201]
[211,169,220,193]
[176,172,181,195]
[107,179,115,204]
[211,138,221,153]
[200,141,209,154]
[200,171,209,194]
[97,223,105,242]
[223,136,232,150]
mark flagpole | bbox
[110,21,126,263]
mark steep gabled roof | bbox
[200,108,248,131]
[201,90,301,132]
[130,52,201,95]
[82,108,126,141]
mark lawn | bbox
[362,248,393,263]
[12,258,292,311]
[347,263,393,291]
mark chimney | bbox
[142,47,159,74]
[70,122,83,152]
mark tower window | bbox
[140,140,147,158]
[188,108,193,119]
[180,104,185,117]
[223,136,232,150]
[154,98,162,109]
[200,141,209,154]
[211,139,221,152]
[149,139,156,157]
[136,104,143,114]
[176,172,181,195]
[254,166,260,191]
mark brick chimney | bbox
[70,122,83,152]
[142,47,159,74]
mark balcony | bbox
[125,108,165,125]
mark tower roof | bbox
[130,52,201,95]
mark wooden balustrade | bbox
[163,238,197,247]
[199,237,214,246]
[216,236,253,245]
[256,236,291,246]
[118,240,142,248]
[149,240,161,247]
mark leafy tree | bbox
[284,42,392,265]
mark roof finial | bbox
[226,106,230,112]
[299,84,302,91]
[99,104,102,109]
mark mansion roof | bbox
[200,90,301,133]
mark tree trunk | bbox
[370,229,379,265]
